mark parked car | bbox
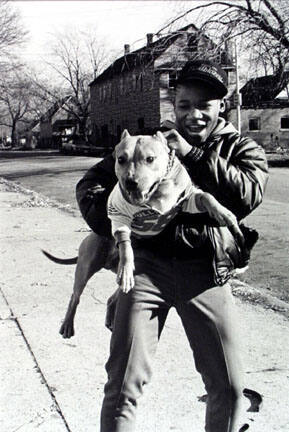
[61,139,113,157]
[61,141,78,154]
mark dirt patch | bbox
[0,177,77,215]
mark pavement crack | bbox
[0,286,72,432]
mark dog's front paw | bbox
[117,265,135,293]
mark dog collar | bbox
[164,149,176,178]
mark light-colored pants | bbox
[101,249,243,432]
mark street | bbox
[0,154,99,208]
[1,154,289,302]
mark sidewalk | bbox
[1,180,288,432]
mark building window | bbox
[138,74,143,91]
[137,117,145,131]
[249,117,260,131]
[116,125,122,141]
[120,77,124,95]
[126,75,131,94]
[280,117,289,130]
[134,73,144,91]
[106,83,109,99]
[101,124,108,138]
[168,71,177,88]
[132,74,137,91]
[103,85,107,101]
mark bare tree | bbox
[32,28,114,142]
[0,0,27,70]
[156,0,289,83]
[0,67,34,145]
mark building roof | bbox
[90,24,233,87]
[25,95,72,133]
[240,72,289,107]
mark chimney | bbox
[124,44,130,55]
[146,33,154,47]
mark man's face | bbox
[174,82,225,145]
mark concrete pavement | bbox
[1,178,289,432]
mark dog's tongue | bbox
[128,190,146,205]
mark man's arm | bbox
[183,136,269,219]
[164,129,269,220]
[76,154,117,237]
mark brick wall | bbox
[90,66,161,146]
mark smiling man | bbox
[76,59,269,432]
[175,60,227,143]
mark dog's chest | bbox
[131,204,182,237]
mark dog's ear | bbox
[155,131,167,146]
[121,129,130,140]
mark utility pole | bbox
[234,40,242,134]
[234,39,242,133]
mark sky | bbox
[14,0,197,69]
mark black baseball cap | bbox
[175,59,228,97]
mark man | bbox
[76,59,268,432]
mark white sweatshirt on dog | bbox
[107,162,201,239]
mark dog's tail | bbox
[42,249,78,265]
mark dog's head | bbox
[115,129,170,205]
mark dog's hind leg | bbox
[60,232,115,338]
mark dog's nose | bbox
[125,178,138,191]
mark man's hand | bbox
[163,129,192,158]
[196,192,244,246]
[117,241,135,293]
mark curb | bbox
[231,279,289,319]
[0,177,78,217]
[1,176,289,319]
[0,150,60,158]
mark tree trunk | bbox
[11,123,17,147]
[79,119,88,142]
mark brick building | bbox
[89,24,234,147]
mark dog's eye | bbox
[117,156,126,164]
[146,156,155,164]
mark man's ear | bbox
[121,129,130,140]
[219,99,226,113]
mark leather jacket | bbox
[76,119,269,285]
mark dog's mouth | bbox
[122,180,160,205]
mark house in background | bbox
[228,72,289,150]
[37,96,75,148]
[23,96,76,149]
[89,24,234,147]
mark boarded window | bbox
[280,117,289,129]
[249,118,260,131]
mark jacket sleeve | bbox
[182,135,269,220]
[76,154,117,237]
